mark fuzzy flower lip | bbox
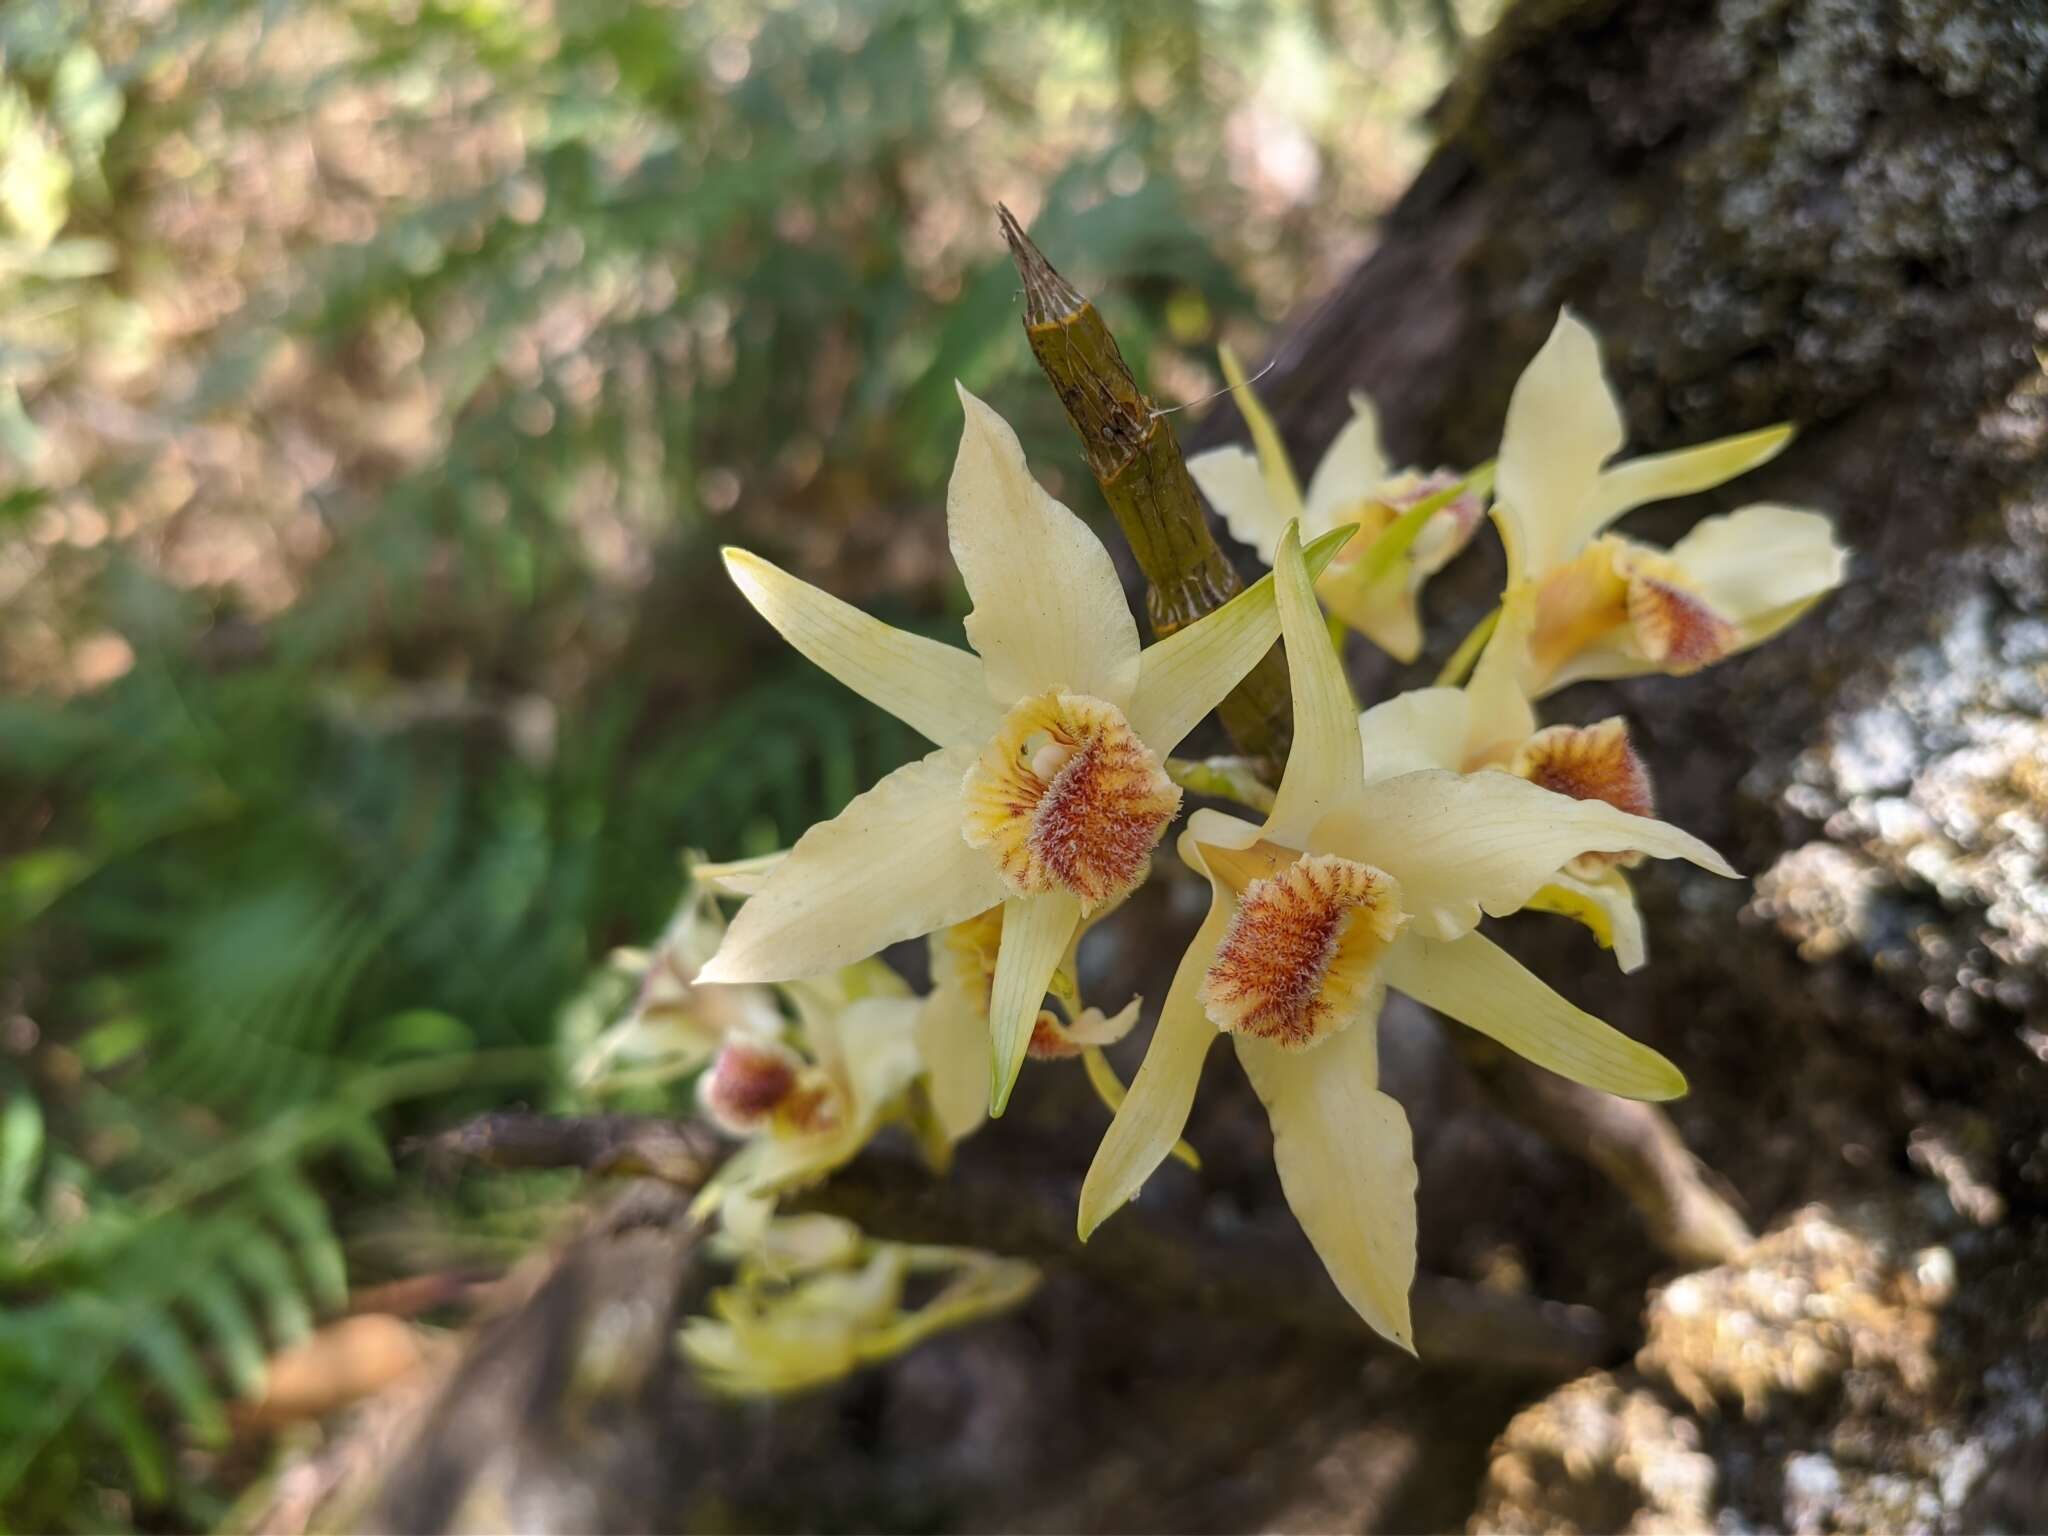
[1492,309,1847,694]
[699,1035,806,1136]
[962,690,1182,913]
[699,383,1356,1118]
[1198,847,1405,1049]
[1082,523,1722,1351]
[1511,719,1654,820]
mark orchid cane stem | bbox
[999,206,1295,771]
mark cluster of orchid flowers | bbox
[578,311,1846,1380]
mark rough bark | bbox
[1202,0,2048,1528]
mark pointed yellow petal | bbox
[1665,503,1849,639]
[1383,930,1682,1097]
[1319,769,1735,940]
[1219,343,1306,525]
[1301,392,1388,533]
[723,548,998,748]
[1462,584,1540,761]
[987,891,1082,1115]
[915,991,989,1142]
[950,384,1141,708]
[1358,687,1471,781]
[1588,424,1795,535]
[1326,573,1425,664]
[1266,522,1365,848]
[700,747,1008,983]
[1535,505,1847,693]
[1077,889,1230,1237]
[1525,867,1648,972]
[1080,1045,1200,1170]
[1234,1020,1417,1351]
[1188,445,1287,563]
[1125,522,1356,755]
[693,849,786,898]
[1495,309,1626,581]
[836,995,928,1123]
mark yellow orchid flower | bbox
[571,875,786,1094]
[696,961,924,1211]
[1493,310,1847,696]
[682,1214,1038,1398]
[700,383,1352,1115]
[1080,523,1736,1350]
[1186,346,1489,662]
[1357,590,1659,971]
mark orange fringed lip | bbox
[962,691,1181,912]
[1198,849,1405,1050]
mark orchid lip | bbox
[962,691,1181,912]
[1198,848,1406,1051]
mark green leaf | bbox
[0,1094,43,1223]
[185,1273,268,1398]
[128,1308,229,1447]
[254,1174,347,1312]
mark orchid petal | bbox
[1266,522,1366,848]
[1188,445,1287,564]
[1318,770,1735,941]
[1060,997,1142,1048]
[723,548,999,748]
[1495,310,1626,582]
[1462,584,1540,761]
[1219,344,1306,528]
[1384,930,1682,1097]
[1081,1046,1201,1171]
[693,849,786,898]
[1125,522,1356,755]
[1324,572,1425,664]
[1234,1019,1417,1350]
[1525,867,1648,972]
[835,995,928,1120]
[1302,392,1389,533]
[1076,891,1230,1237]
[915,991,989,1142]
[700,747,1007,982]
[1536,505,1847,693]
[1587,424,1795,535]
[949,384,1141,707]
[1358,687,1470,781]
[1665,504,1849,638]
[987,891,1082,1115]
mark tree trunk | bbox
[1207,0,2048,1528]
[334,3,2048,1531]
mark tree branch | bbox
[1450,1036,1753,1268]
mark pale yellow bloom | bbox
[1186,347,1488,662]
[1357,590,1659,970]
[701,384,1351,1114]
[682,1214,1038,1398]
[697,961,924,1212]
[1493,310,1847,696]
[1081,524,1735,1349]
[571,876,784,1094]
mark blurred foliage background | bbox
[0,0,1487,1526]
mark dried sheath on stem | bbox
[999,206,1295,768]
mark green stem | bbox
[999,207,1293,769]
[1436,604,1500,688]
